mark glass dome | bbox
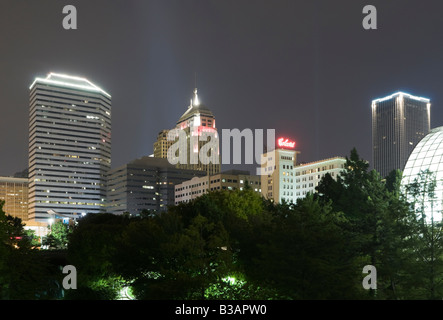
[402,126,443,222]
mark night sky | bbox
[1,0,443,176]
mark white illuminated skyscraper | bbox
[372,91,431,178]
[28,73,112,223]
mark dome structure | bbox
[401,126,443,222]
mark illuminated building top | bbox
[177,88,215,125]
[30,72,111,98]
[372,91,430,104]
[371,91,431,178]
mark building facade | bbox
[372,91,430,178]
[107,156,206,215]
[294,157,346,201]
[0,177,29,222]
[260,139,299,204]
[28,73,112,223]
[153,129,173,159]
[175,170,261,205]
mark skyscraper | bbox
[154,88,221,176]
[28,73,111,223]
[372,91,430,178]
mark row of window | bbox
[296,164,343,175]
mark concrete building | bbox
[372,91,430,178]
[260,138,299,204]
[107,156,206,215]
[28,73,111,223]
[259,137,346,204]
[175,169,261,205]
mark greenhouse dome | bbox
[401,126,443,223]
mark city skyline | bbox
[2,1,443,177]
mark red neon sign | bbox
[277,137,296,149]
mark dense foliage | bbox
[2,148,443,299]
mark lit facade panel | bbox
[402,126,443,222]
[28,73,111,223]
[372,92,430,178]
[153,130,173,158]
[0,177,29,222]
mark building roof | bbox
[128,156,177,168]
[177,89,214,124]
[372,91,430,104]
[295,156,346,168]
[30,72,111,98]
[0,176,28,184]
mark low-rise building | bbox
[175,170,261,205]
[294,157,346,201]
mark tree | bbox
[66,213,130,299]
[45,221,71,250]
[316,149,422,299]
[245,194,364,299]
[0,201,61,299]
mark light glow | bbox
[30,73,111,98]
[193,88,200,106]
[372,91,429,104]
[277,137,296,149]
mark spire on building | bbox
[193,88,200,106]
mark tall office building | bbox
[372,91,430,178]
[28,73,112,223]
[154,88,221,176]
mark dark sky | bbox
[1,0,443,176]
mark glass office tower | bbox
[372,91,430,178]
